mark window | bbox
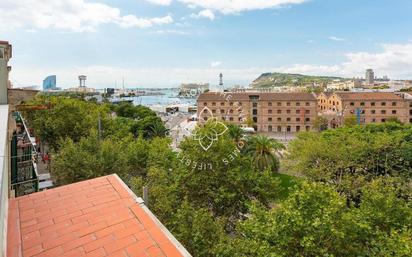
[229,109,234,114]
[392,110,397,114]
[277,102,282,106]
[268,110,272,114]
[371,102,375,106]
[253,109,258,115]
[382,118,386,122]
[229,102,233,106]
[220,110,225,114]
[203,102,207,106]
[305,102,310,106]
[371,110,376,114]
[381,102,386,106]
[296,126,301,132]
[410,109,412,115]
[360,102,365,106]
[296,110,300,114]
[296,102,301,106]
[268,117,272,122]
[253,117,258,123]
[381,110,386,114]
[204,117,208,121]
[287,126,291,132]
[229,117,234,121]
[306,126,310,131]
[361,110,365,114]
[305,110,310,114]
[212,109,216,114]
[296,118,301,122]
[350,102,355,106]
[277,118,282,122]
[287,118,291,122]
[268,102,272,106]
[220,102,225,106]
[238,117,243,122]
[268,125,273,132]
[287,102,291,106]
[277,126,282,132]
[253,102,258,108]
[286,110,291,114]
[212,102,216,106]
[277,110,282,114]
[392,102,397,106]
[305,118,311,122]
[372,118,376,123]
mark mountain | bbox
[251,72,348,88]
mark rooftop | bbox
[334,92,404,101]
[198,92,317,101]
[7,174,191,257]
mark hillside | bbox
[251,72,348,88]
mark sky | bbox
[1,0,412,88]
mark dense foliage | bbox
[24,96,412,256]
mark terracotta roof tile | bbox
[7,174,191,257]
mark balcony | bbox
[10,111,39,197]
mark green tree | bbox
[244,135,285,172]
[343,115,358,127]
[313,116,329,131]
[218,180,412,257]
[227,124,245,143]
[286,124,412,202]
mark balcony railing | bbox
[10,112,39,196]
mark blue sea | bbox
[125,88,196,106]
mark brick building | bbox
[197,92,318,133]
[317,92,410,125]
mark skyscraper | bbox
[43,75,57,91]
[365,69,374,85]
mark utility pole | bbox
[143,186,149,207]
[98,113,102,141]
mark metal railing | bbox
[10,112,39,196]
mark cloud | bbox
[144,0,172,5]
[275,42,412,79]
[0,0,173,32]
[144,0,308,14]
[179,0,308,14]
[191,9,215,21]
[210,61,222,68]
[151,29,190,35]
[329,36,345,42]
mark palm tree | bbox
[148,122,169,139]
[227,124,245,143]
[244,135,285,172]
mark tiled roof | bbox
[7,174,191,257]
[197,92,317,101]
[334,92,404,101]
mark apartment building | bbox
[197,92,318,133]
[317,92,409,125]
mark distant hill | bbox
[251,72,348,88]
